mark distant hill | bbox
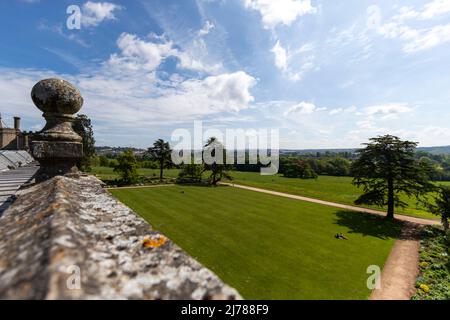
[417,146,450,155]
[281,145,450,156]
[95,145,450,157]
[95,146,146,157]
[280,148,357,155]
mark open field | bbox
[110,185,402,300]
[93,167,448,220]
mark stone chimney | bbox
[13,117,20,131]
[30,78,84,182]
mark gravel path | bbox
[221,182,439,225]
[369,222,422,300]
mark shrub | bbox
[99,156,110,167]
[108,159,118,168]
[113,150,139,185]
[423,186,450,231]
[140,160,158,169]
[177,164,203,184]
[283,160,318,179]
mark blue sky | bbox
[1,0,450,148]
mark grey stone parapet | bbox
[0,174,241,300]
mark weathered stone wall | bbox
[0,174,241,300]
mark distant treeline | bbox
[234,152,353,178]
[92,155,164,170]
[235,151,450,181]
[93,150,450,181]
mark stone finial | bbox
[31,79,84,182]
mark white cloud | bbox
[270,40,315,81]
[107,33,221,73]
[394,0,450,21]
[81,1,122,28]
[284,101,325,116]
[369,3,450,53]
[180,71,257,112]
[109,33,175,71]
[329,106,357,115]
[402,25,450,53]
[297,43,315,53]
[365,103,413,120]
[421,0,450,19]
[243,0,316,29]
[412,126,450,146]
[198,20,215,36]
[288,57,315,81]
[177,50,222,73]
[271,41,288,71]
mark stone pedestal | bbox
[30,78,84,182]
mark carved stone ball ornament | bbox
[31,79,84,181]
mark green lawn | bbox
[93,166,446,220]
[231,172,447,220]
[111,185,402,300]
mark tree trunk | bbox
[211,163,217,186]
[160,160,163,181]
[387,178,394,219]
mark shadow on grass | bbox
[333,210,403,240]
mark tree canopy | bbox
[73,114,95,171]
[113,150,139,185]
[283,159,318,179]
[147,139,172,181]
[351,135,434,219]
[203,137,232,186]
[423,186,450,230]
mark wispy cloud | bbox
[284,101,326,116]
[107,32,222,73]
[198,20,215,36]
[271,41,288,71]
[368,1,450,53]
[271,40,315,81]
[365,103,413,120]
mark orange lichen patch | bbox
[0,260,7,268]
[34,204,61,222]
[15,218,27,225]
[142,235,168,249]
[35,212,48,221]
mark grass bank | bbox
[230,172,447,220]
[92,167,445,220]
